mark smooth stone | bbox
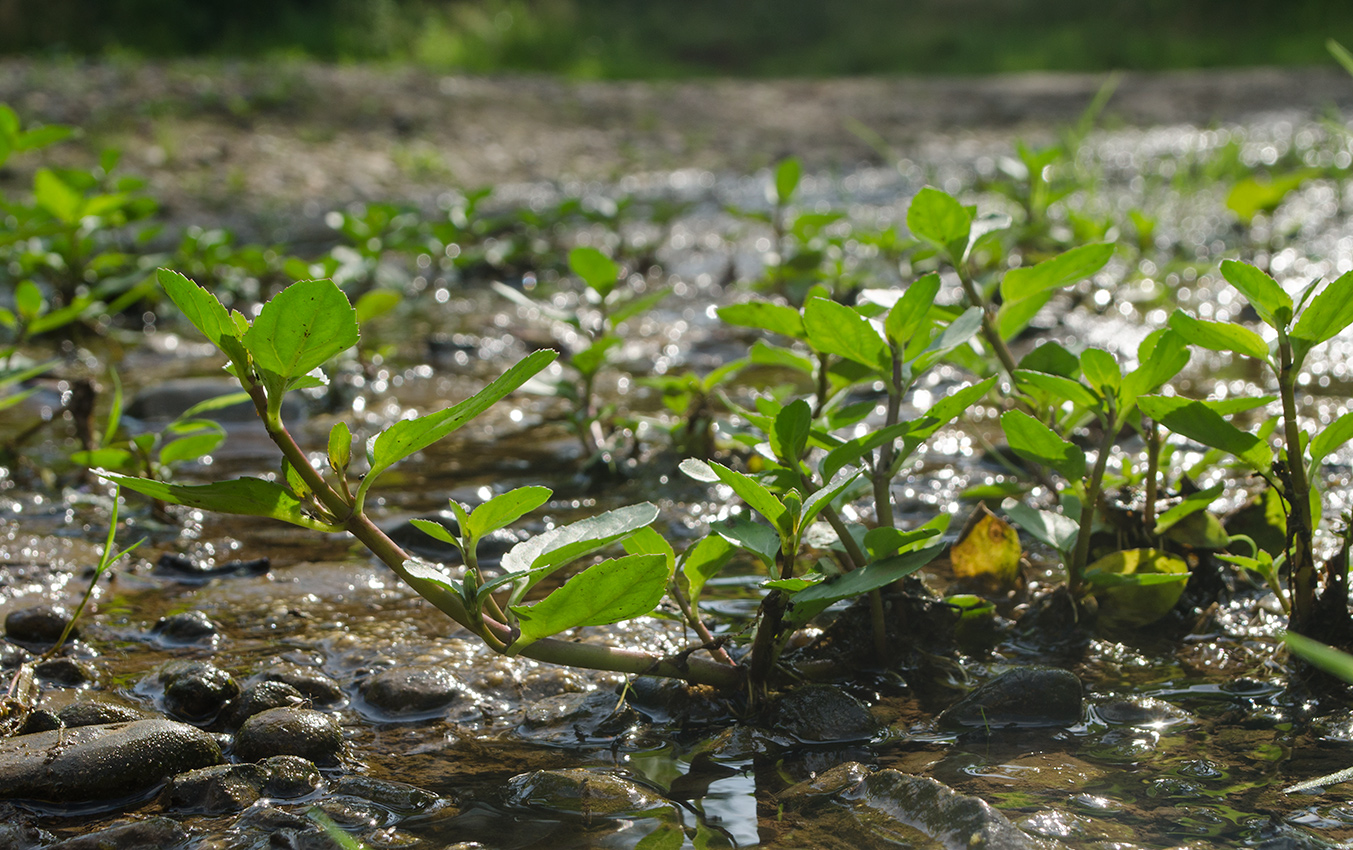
[0,718,222,803]
[152,610,220,645]
[227,680,308,729]
[763,684,878,743]
[361,666,463,716]
[5,605,73,646]
[165,763,268,813]
[517,690,640,745]
[1095,695,1192,728]
[154,554,271,584]
[504,768,674,821]
[17,710,62,735]
[257,663,344,706]
[58,699,145,728]
[159,661,241,723]
[34,657,96,686]
[45,816,188,850]
[331,776,440,814]
[850,767,1043,849]
[939,666,1083,730]
[258,755,324,798]
[234,707,343,766]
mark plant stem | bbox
[955,262,1020,379]
[1144,418,1161,538]
[1070,415,1117,594]
[1277,332,1316,630]
[670,581,737,666]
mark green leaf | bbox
[1167,309,1269,359]
[1153,483,1225,535]
[774,157,802,205]
[911,306,982,372]
[803,297,888,372]
[1013,370,1100,409]
[69,448,136,471]
[362,350,556,498]
[468,485,552,539]
[1001,409,1087,481]
[508,554,669,654]
[1003,501,1079,556]
[1000,242,1115,305]
[1227,171,1314,224]
[568,246,619,297]
[1136,395,1272,471]
[885,273,940,348]
[906,187,972,259]
[748,339,814,374]
[243,279,359,384]
[571,334,620,378]
[681,458,789,535]
[1121,329,1191,410]
[354,289,402,324]
[863,525,942,558]
[800,467,863,528]
[621,526,676,575]
[1309,411,1353,473]
[784,544,944,626]
[717,302,806,339]
[100,473,334,530]
[158,268,242,349]
[1084,548,1190,629]
[1079,348,1120,396]
[34,168,82,224]
[495,502,659,598]
[178,391,251,421]
[15,281,44,322]
[680,534,735,605]
[410,518,459,547]
[995,290,1055,341]
[1291,271,1353,366]
[710,515,781,569]
[328,421,352,474]
[1220,260,1292,329]
[770,398,812,465]
[609,285,670,326]
[158,432,225,466]
[1285,631,1353,684]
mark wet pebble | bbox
[360,666,463,717]
[504,768,675,821]
[5,605,74,647]
[152,610,221,645]
[1096,695,1191,727]
[626,677,731,725]
[159,661,241,723]
[227,679,309,729]
[17,710,62,735]
[938,666,1083,729]
[57,698,145,728]
[166,756,321,813]
[258,663,345,706]
[518,689,640,745]
[331,776,441,815]
[44,816,188,850]
[762,684,877,743]
[234,707,343,765]
[154,553,271,584]
[851,766,1042,848]
[0,803,45,850]
[34,657,96,686]
[0,718,222,803]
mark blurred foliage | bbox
[2,0,1352,76]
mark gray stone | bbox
[257,663,345,706]
[0,802,45,849]
[0,718,222,803]
[234,707,343,766]
[165,763,268,813]
[159,661,240,723]
[34,657,96,686]
[45,816,188,850]
[227,680,308,729]
[518,690,640,745]
[504,768,675,821]
[5,605,73,646]
[332,775,439,814]
[361,665,463,716]
[152,610,220,645]
[763,684,878,743]
[57,699,145,728]
[259,755,323,798]
[939,666,1082,730]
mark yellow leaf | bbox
[949,508,1023,590]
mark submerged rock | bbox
[331,775,441,815]
[939,666,1082,730]
[153,553,271,584]
[226,680,309,729]
[34,657,96,687]
[504,768,675,821]
[256,663,344,706]
[360,666,464,717]
[166,756,321,813]
[852,767,1044,849]
[234,707,343,765]
[44,816,188,850]
[152,610,221,646]
[57,699,145,728]
[0,718,222,803]
[517,689,640,745]
[763,684,877,743]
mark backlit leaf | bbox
[468,485,552,539]
[509,554,669,653]
[159,269,239,349]
[100,473,333,530]
[906,187,971,258]
[803,297,888,372]
[1220,260,1292,329]
[1001,409,1087,481]
[717,302,806,339]
[243,278,359,382]
[1167,309,1269,359]
[1137,395,1271,471]
[1000,242,1115,305]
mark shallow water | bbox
[7,104,1353,848]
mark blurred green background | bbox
[2,0,1351,76]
